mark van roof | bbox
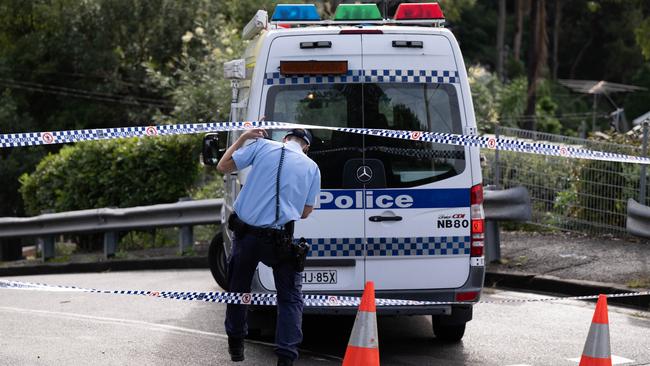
[264,25,454,37]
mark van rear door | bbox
[360,33,472,290]
[258,34,366,292]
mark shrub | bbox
[19,135,201,215]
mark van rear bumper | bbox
[251,264,484,319]
[301,288,474,317]
[303,303,454,316]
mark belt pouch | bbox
[227,213,247,237]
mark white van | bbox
[205,2,485,341]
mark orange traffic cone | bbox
[579,294,612,366]
[342,281,380,366]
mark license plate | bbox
[301,270,337,284]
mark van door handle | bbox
[369,215,403,222]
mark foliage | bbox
[468,66,501,130]
[483,149,575,214]
[1,0,208,216]
[0,90,46,216]
[484,132,645,234]
[450,1,498,67]
[118,229,177,251]
[3,0,650,221]
[144,0,280,122]
[469,66,568,134]
[145,14,242,123]
[190,170,224,200]
[624,63,650,122]
[19,135,201,215]
[637,17,650,60]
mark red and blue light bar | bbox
[269,2,445,23]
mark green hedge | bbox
[19,135,201,215]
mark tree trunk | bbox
[570,35,593,79]
[551,0,562,80]
[513,0,528,61]
[496,0,506,79]
[524,0,548,131]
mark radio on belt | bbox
[205,2,485,342]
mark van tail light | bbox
[470,184,484,257]
[455,291,479,302]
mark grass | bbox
[495,256,528,267]
[46,255,71,263]
[626,277,650,289]
[114,250,129,259]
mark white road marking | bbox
[567,355,635,364]
[0,305,342,361]
[0,305,231,339]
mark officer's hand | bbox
[240,128,267,140]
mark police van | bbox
[204,2,485,341]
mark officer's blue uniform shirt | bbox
[232,138,321,228]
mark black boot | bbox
[228,337,245,362]
[277,355,293,366]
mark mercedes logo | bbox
[356,165,373,183]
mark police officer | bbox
[216,128,321,366]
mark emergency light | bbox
[271,4,320,22]
[280,61,348,76]
[394,2,445,20]
[333,4,382,21]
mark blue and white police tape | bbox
[2,279,649,307]
[1,120,649,165]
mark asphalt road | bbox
[0,270,648,366]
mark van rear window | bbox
[265,83,465,189]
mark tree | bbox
[513,0,529,62]
[0,0,206,216]
[523,0,548,130]
[636,17,650,60]
[550,0,563,80]
[496,0,506,80]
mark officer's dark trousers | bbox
[224,232,304,361]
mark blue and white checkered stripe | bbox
[307,236,470,257]
[264,69,460,85]
[2,120,649,165]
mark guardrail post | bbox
[483,186,532,263]
[179,226,194,254]
[104,231,117,258]
[494,127,501,189]
[484,221,501,263]
[626,198,650,238]
[39,236,55,261]
[177,197,194,255]
[639,122,649,205]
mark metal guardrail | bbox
[0,186,530,263]
[626,198,650,238]
[0,199,223,260]
[484,186,532,222]
[483,186,532,263]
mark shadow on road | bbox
[247,313,471,365]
